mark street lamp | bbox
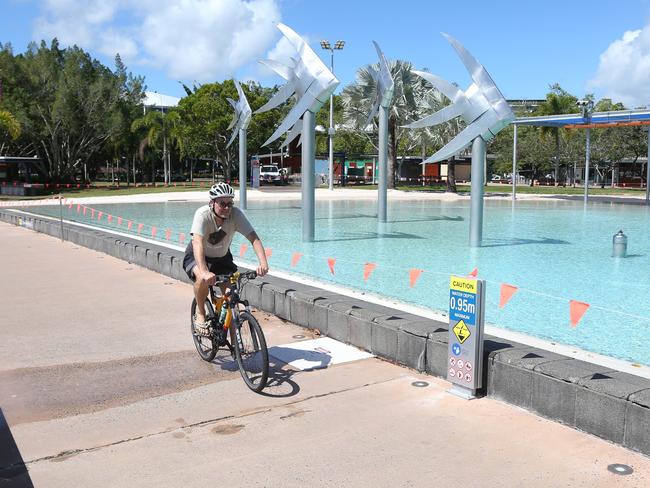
[320,39,345,190]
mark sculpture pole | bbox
[302,111,316,241]
[239,129,247,210]
[470,137,486,247]
[378,105,389,222]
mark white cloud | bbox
[32,0,281,82]
[588,26,650,108]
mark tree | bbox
[0,40,145,181]
[341,60,430,188]
[131,109,181,184]
[536,84,578,184]
[0,109,21,154]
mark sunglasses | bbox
[213,200,234,208]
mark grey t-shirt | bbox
[190,205,254,258]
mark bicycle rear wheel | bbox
[191,298,217,361]
[231,310,269,392]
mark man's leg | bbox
[193,265,209,323]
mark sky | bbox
[3,0,650,108]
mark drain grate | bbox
[607,464,633,475]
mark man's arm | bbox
[193,234,216,284]
[246,231,269,277]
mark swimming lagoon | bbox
[26,197,650,366]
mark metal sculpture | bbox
[256,23,339,241]
[406,33,514,246]
[226,80,252,209]
[366,41,394,223]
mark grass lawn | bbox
[343,183,646,196]
[2,180,647,200]
[0,181,214,201]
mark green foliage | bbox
[0,40,145,181]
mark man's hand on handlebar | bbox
[200,270,217,286]
[256,264,268,277]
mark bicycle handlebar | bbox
[213,270,257,286]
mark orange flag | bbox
[239,244,248,257]
[468,267,478,278]
[107,215,113,224]
[91,208,95,218]
[179,233,186,244]
[291,252,303,267]
[165,229,171,240]
[137,223,144,234]
[499,284,518,308]
[97,211,103,221]
[327,258,336,275]
[409,269,424,288]
[265,248,273,258]
[117,217,123,226]
[151,226,157,238]
[77,204,81,213]
[68,201,73,209]
[570,300,590,327]
[83,206,87,216]
[363,262,377,282]
[127,220,133,231]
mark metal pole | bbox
[470,137,486,247]
[239,129,247,210]
[328,50,335,191]
[646,129,650,204]
[512,124,517,201]
[302,110,316,242]
[584,128,591,203]
[58,193,64,242]
[378,105,389,222]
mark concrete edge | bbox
[1,208,648,457]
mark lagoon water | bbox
[29,197,650,366]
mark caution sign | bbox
[453,320,471,344]
[447,275,485,396]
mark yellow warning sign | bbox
[453,320,471,344]
[450,276,477,293]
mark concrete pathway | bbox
[1,221,649,487]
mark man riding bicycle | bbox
[183,182,269,333]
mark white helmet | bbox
[209,182,234,199]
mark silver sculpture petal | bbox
[365,41,395,127]
[405,33,514,163]
[256,23,339,146]
[226,79,252,148]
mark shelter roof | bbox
[514,108,650,128]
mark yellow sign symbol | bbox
[453,320,471,344]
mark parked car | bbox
[259,165,287,185]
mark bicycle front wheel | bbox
[231,310,269,392]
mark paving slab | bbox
[2,221,650,488]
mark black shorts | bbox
[183,242,237,281]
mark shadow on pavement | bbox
[0,408,34,488]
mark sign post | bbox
[251,158,260,189]
[447,275,485,399]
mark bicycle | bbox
[190,270,269,392]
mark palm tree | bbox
[536,84,577,185]
[131,110,181,184]
[341,60,427,188]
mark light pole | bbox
[320,39,345,191]
[577,99,594,203]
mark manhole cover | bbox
[411,381,429,388]
[607,464,633,475]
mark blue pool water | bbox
[27,198,650,366]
